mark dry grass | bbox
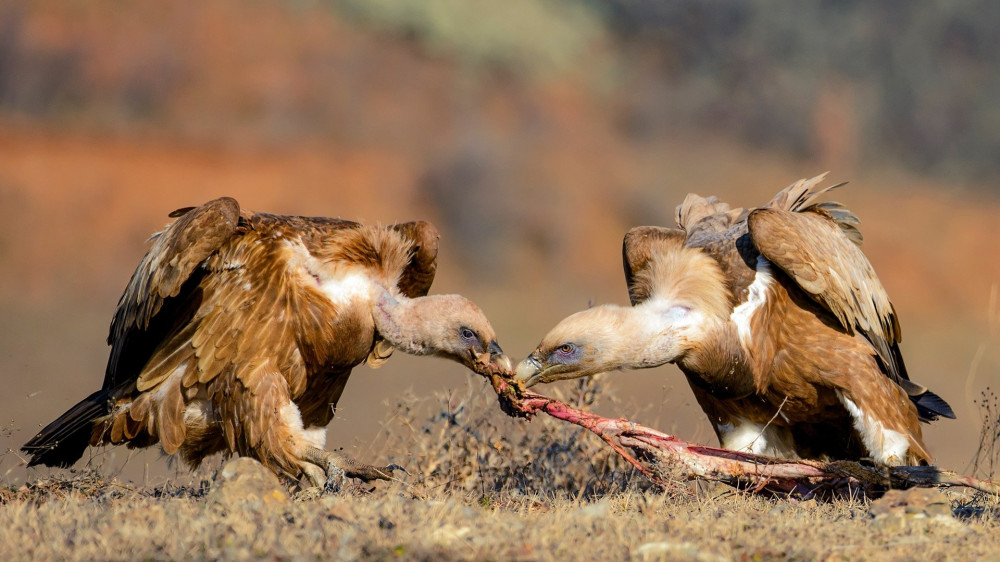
[3,379,1000,561]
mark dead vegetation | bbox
[370,376,656,502]
[3,378,1000,561]
[970,387,1000,480]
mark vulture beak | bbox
[513,352,545,388]
[472,341,513,375]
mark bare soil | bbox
[3,383,999,561]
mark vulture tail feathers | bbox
[767,174,863,246]
[766,173,851,214]
[911,389,956,422]
[814,201,864,247]
[22,389,113,468]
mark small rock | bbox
[632,540,730,562]
[578,498,611,518]
[430,524,472,544]
[869,488,952,519]
[768,503,791,516]
[207,457,290,511]
[870,513,909,532]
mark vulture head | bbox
[373,290,512,376]
[515,244,732,388]
[514,302,698,387]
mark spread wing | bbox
[133,214,370,398]
[748,205,954,420]
[129,215,382,452]
[622,226,687,306]
[104,197,243,391]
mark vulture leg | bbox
[303,446,403,491]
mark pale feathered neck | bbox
[371,288,433,356]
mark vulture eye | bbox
[459,327,477,342]
[556,343,576,356]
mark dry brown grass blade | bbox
[487,372,1000,499]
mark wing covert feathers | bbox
[105,197,242,390]
[763,173,862,246]
[747,179,957,421]
[622,226,687,306]
[392,220,440,298]
[116,197,240,335]
[747,207,898,344]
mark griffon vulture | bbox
[23,197,511,487]
[515,175,953,466]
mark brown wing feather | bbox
[140,218,409,397]
[104,197,242,391]
[622,226,687,306]
[171,224,318,396]
[391,221,439,298]
[747,205,910,399]
[748,207,897,342]
[763,173,862,246]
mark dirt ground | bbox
[3,384,999,562]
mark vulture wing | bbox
[763,173,862,246]
[133,214,385,456]
[364,221,441,367]
[391,221,439,299]
[26,197,245,466]
[747,206,954,420]
[622,226,687,306]
[104,197,243,391]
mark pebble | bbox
[206,457,290,512]
[868,488,967,533]
[632,540,731,561]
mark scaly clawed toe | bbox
[303,447,404,491]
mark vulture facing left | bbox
[515,175,953,466]
[23,197,511,487]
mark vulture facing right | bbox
[24,197,511,488]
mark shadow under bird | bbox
[23,197,511,488]
[515,174,953,466]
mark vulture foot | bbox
[303,447,403,491]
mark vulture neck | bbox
[566,303,696,374]
[676,321,756,399]
[600,302,756,399]
[371,288,440,356]
[601,304,685,371]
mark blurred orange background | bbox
[2,1,999,484]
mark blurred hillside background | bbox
[2,0,999,484]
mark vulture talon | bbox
[348,463,404,483]
[304,446,400,490]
